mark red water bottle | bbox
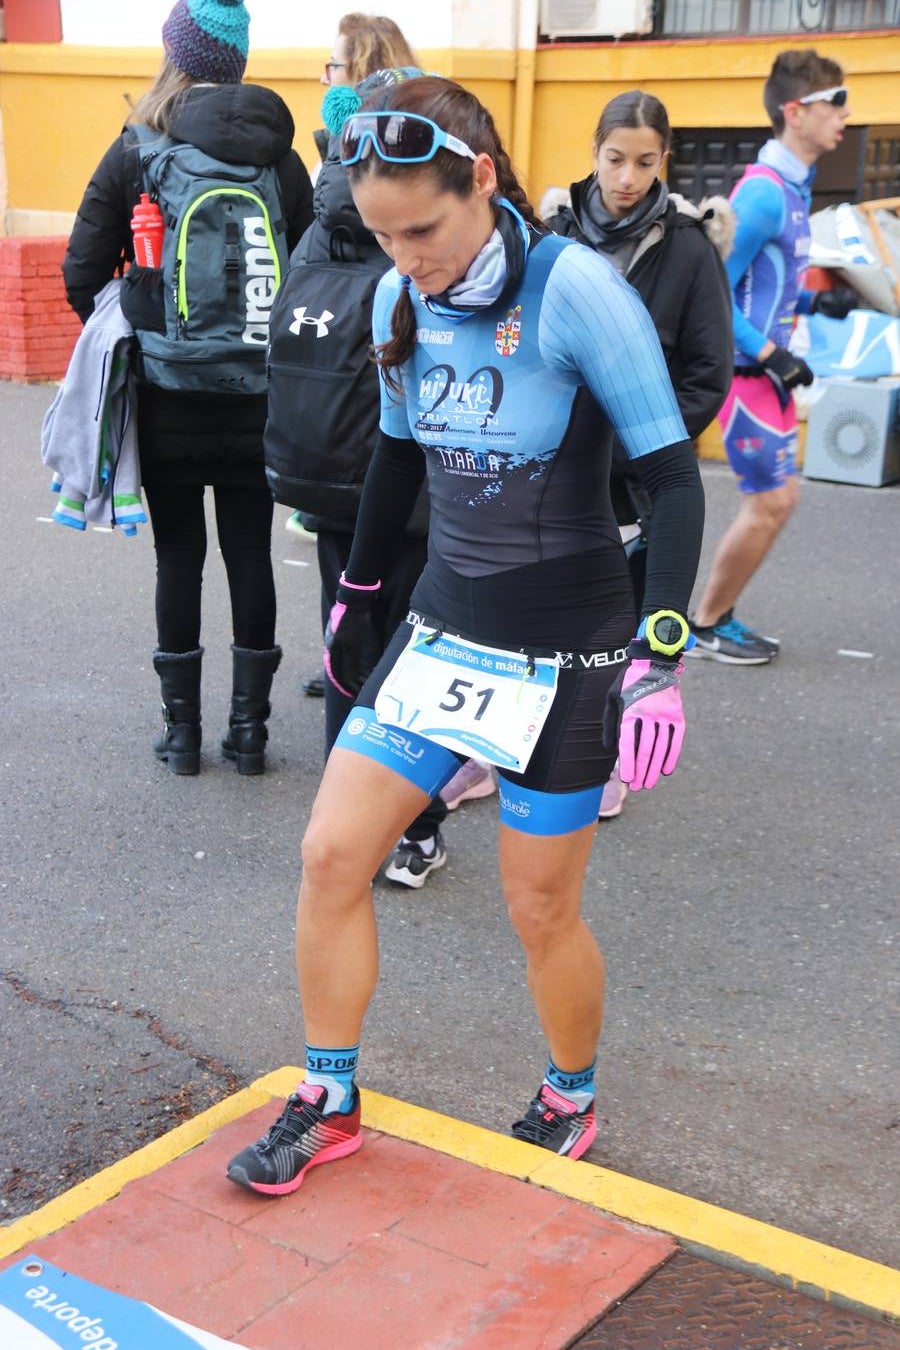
[131,192,165,268]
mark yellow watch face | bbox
[646,609,689,656]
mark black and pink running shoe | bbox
[226,1082,362,1195]
[511,1084,596,1159]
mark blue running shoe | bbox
[687,610,773,665]
[724,612,780,655]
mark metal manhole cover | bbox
[572,1250,899,1349]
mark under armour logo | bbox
[289,307,334,337]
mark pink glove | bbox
[603,657,685,791]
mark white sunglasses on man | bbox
[781,85,848,110]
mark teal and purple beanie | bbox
[322,66,425,135]
[162,0,250,85]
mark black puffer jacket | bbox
[63,83,314,484]
[293,133,386,268]
[545,176,734,440]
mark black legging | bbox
[144,480,276,653]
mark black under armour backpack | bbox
[264,229,386,525]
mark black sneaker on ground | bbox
[384,828,447,889]
[226,1082,362,1196]
[511,1084,597,1159]
[302,671,326,697]
[687,610,773,665]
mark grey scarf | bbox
[577,177,669,257]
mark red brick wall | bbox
[0,237,81,383]
[3,0,63,43]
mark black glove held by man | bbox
[761,346,815,410]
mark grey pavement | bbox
[1,379,897,1268]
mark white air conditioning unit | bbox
[804,378,900,487]
[540,0,653,39]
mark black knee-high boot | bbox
[221,645,282,776]
[152,648,203,775]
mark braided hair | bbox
[346,76,541,389]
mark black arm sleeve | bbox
[628,439,705,617]
[343,432,427,585]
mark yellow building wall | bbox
[0,45,514,218]
[1,33,897,218]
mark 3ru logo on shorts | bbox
[350,714,426,763]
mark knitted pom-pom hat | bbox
[162,0,250,85]
[321,66,425,135]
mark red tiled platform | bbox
[0,1100,674,1350]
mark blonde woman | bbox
[322,12,416,88]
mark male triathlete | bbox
[689,49,853,663]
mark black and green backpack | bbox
[122,124,288,396]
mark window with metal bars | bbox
[657,0,899,35]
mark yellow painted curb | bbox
[2,1068,897,1327]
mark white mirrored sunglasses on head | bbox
[783,85,848,109]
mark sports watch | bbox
[638,609,691,657]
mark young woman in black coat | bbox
[544,91,734,443]
[63,0,313,776]
[544,89,734,817]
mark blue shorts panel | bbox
[348,617,623,821]
[334,706,461,799]
[497,777,603,836]
[719,376,798,494]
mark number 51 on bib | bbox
[374,624,559,772]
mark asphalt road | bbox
[1,380,897,1268]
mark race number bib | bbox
[374,624,558,772]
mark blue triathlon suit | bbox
[335,229,702,835]
[722,152,813,493]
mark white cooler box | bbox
[804,378,900,487]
